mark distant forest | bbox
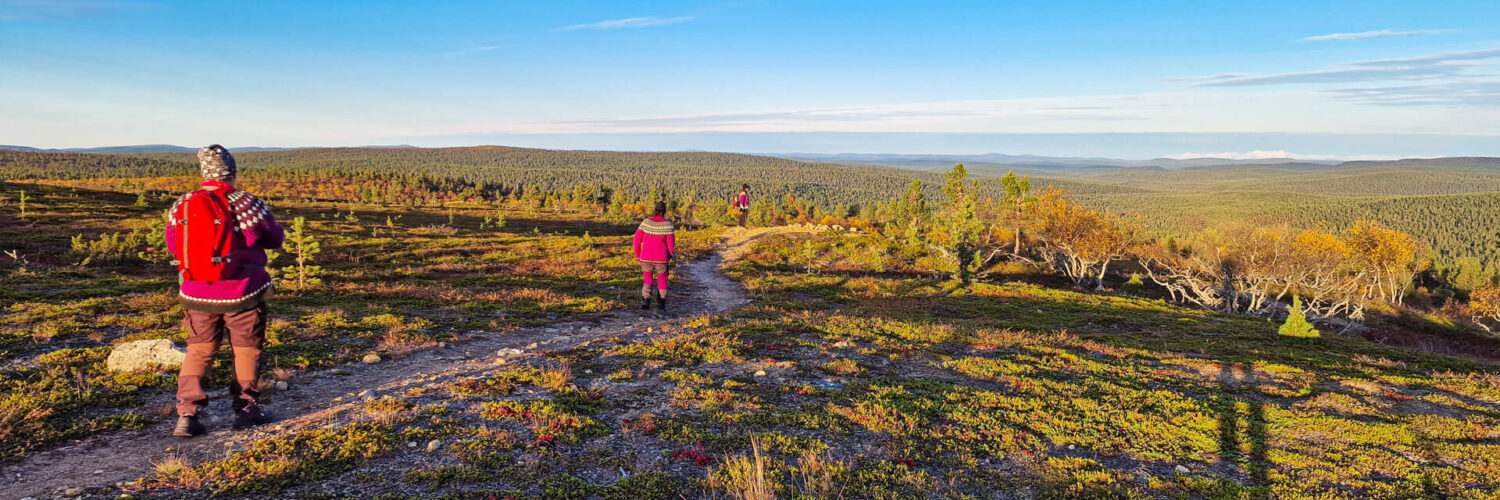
[2,147,1496,274]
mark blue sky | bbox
[2,0,1499,158]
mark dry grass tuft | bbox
[537,362,573,391]
[710,437,778,500]
[794,450,846,499]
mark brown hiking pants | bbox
[175,304,267,416]
[737,209,748,227]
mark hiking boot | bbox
[173,414,206,437]
[656,296,667,311]
[233,404,275,429]
[641,296,652,310]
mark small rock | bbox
[437,342,447,348]
[527,343,539,349]
[584,369,593,374]
[106,339,186,373]
[358,390,372,398]
[426,439,442,453]
[753,369,767,377]
[1067,445,1075,450]
[1174,464,1190,474]
[407,441,419,448]
[224,441,234,448]
[64,488,82,497]
[545,328,559,333]
[497,348,523,356]
[93,469,104,474]
[274,381,289,391]
[362,353,383,364]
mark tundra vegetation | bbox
[1,150,1498,498]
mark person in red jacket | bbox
[632,201,676,310]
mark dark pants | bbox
[737,209,748,227]
[175,304,267,416]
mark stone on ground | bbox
[106,339,186,373]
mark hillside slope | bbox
[92,230,1500,499]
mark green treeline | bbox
[2,147,1496,277]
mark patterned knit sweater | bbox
[632,216,676,264]
[165,181,284,313]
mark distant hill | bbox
[2,146,1497,266]
[777,152,1346,174]
[0,144,418,154]
[0,144,198,154]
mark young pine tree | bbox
[134,192,149,208]
[999,170,1035,255]
[280,216,323,289]
[1279,295,1321,338]
[935,164,988,286]
[18,190,28,218]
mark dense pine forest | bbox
[3,147,1497,284]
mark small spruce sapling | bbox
[18,190,28,218]
[134,192,149,208]
[279,216,323,289]
[1279,295,1321,338]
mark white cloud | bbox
[1164,150,1400,161]
[442,45,500,57]
[0,0,153,21]
[1302,29,1455,42]
[553,16,693,32]
[1180,47,1500,88]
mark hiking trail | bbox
[0,225,823,499]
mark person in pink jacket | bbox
[633,201,676,310]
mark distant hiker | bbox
[165,145,284,437]
[734,184,751,227]
[633,201,676,311]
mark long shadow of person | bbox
[1216,364,1269,486]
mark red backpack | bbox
[175,189,240,281]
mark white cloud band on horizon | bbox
[553,15,693,31]
[1164,150,1400,161]
[1302,29,1456,42]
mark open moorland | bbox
[1,148,1499,499]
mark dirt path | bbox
[718,225,828,262]
[1,237,792,499]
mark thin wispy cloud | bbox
[1347,47,1500,67]
[1162,73,1247,82]
[1302,29,1456,42]
[442,45,501,58]
[1165,150,1398,161]
[1328,80,1500,106]
[0,0,152,20]
[553,15,693,32]
[1179,47,1500,88]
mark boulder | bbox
[106,339,186,373]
